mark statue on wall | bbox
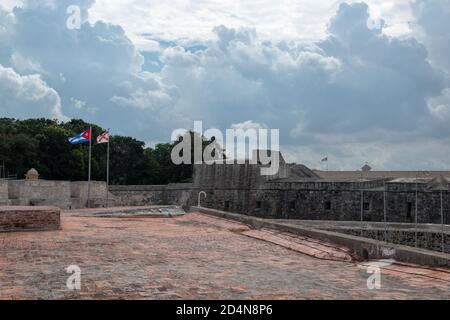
[25,168,39,180]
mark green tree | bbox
[0,118,224,184]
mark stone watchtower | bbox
[25,168,39,180]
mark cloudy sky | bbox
[0,0,449,170]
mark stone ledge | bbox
[0,206,60,211]
[109,185,167,191]
[68,205,185,218]
[192,206,450,267]
[273,219,450,233]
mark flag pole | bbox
[106,130,110,208]
[87,126,92,208]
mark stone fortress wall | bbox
[106,151,450,225]
[186,175,450,224]
[108,183,193,207]
[1,152,449,225]
[71,181,114,208]
[0,180,8,205]
[342,228,450,253]
[1,179,111,209]
[185,152,450,224]
[8,180,71,208]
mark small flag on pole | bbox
[97,129,111,207]
[69,127,93,208]
[97,131,110,144]
[69,128,91,145]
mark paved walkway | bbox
[0,210,449,300]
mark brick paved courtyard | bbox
[0,210,449,300]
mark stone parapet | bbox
[193,206,450,267]
[8,180,71,208]
[0,180,8,205]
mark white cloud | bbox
[0,64,65,120]
[0,0,22,12]
[0,1,182,139]
[411,0,450,74]
[131,36,161,52]
[283,137,450,171]
[161,5,442,135]
[427,88,450,121]
[154,3,448,170]
[70,97,86,109]
[89,0,413,46]
[9,52,45,74]
[231,120,267,131]
[111,88,174,109]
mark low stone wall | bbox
[268,220,450,253]
[109,185,167,206]
[71,181,113,208]
[71,205,186,218]
[0,180,8,205]
[166,184,194,208]
[8,180,71,209]
[2,180,112,209]
[109,183,194,208]
[192,206,450,267]
[0,206,60,232]
[197,185,450,224]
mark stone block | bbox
[0,206,60,232]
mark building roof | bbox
[425,176,450,191]
[388,178,429,183]
[314,170,450,180]
[288,164,320,179]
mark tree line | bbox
[0,118,215,185]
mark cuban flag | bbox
[69,128,91,145]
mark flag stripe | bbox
[69,128,91,145]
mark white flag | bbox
[97,131,109,144]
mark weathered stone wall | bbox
[2,179,192,209]
[8,180,72,209]
[0,180,8,205]
[70,181,114,208]
[1,157,448,226]
[192,178,449,224]
[0,206,60,232]
[82,164,450,225]
[109,185,167,206]
[3,180,112,209]
[109,183,194,208]
[193,164,275,189]
[191,188,249,213]
[250,189,448,224]
[340,229,449,254]
[192,152,291,190]
[165,184,194,208]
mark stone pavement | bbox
[0,210,449,300]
